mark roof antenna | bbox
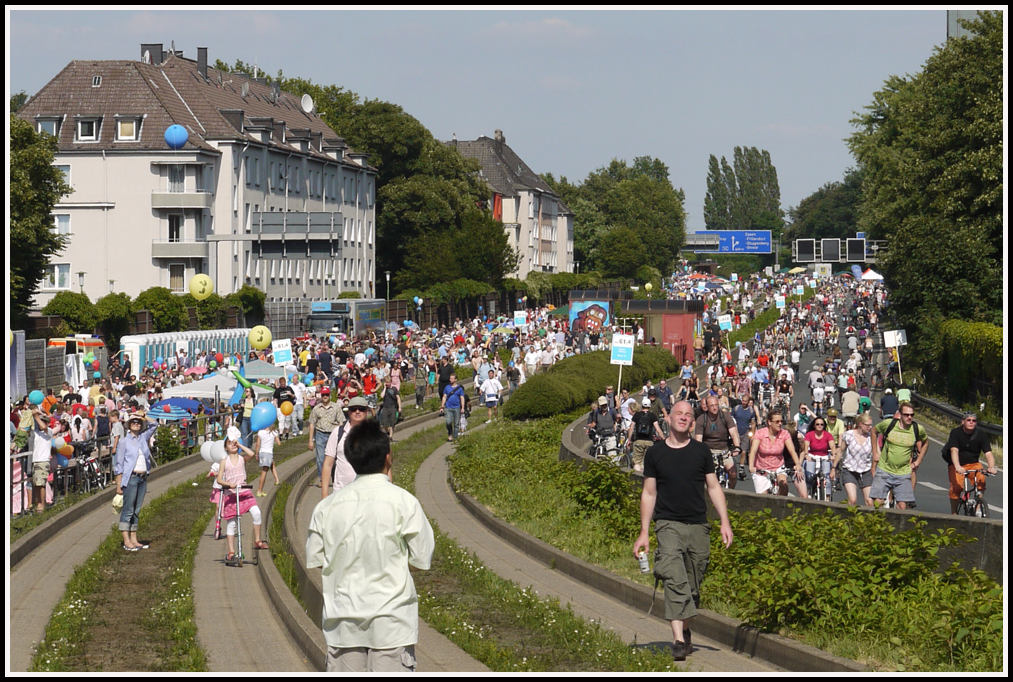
[253,59,258,80]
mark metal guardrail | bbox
[912,392,1003,438]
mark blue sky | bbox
[8,9,950,231]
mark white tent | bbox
[161,372,273,401]
[862,269,884,281]
[242,359,286,382]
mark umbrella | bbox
[151,397,201,413]
[153,405,194,422]
[184,367,207,376]
[491,327,512,334]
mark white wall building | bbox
[18,45,378,308]
[448,130,573,278]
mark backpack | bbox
[635,413,654,440]
[881,418,924,456]
[95,414,110,439]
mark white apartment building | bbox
[17,44,378,308]
[448,131,574,278]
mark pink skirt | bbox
[211,488,257,519]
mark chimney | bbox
[141,43,163,65]
[197,47,208,79]
[494,129,504,153]
[452,133,457,149]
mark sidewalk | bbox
[414,440,779,672]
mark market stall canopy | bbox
[861,269,884,281]
[161,373,272,401]
[242,359,286,382]
[789,267,807,274]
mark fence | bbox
[10,409,235,518]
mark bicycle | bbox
[755,466,789,495]
[711,450,732,488]
[806,455,833,502]
[956,469,993,518]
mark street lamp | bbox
[574,261,580,274]
[385,270,391,300]
[77,271,86,294]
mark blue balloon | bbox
[306,372,315,381]
[249,403,277,432]
[164,124,189,150]
[156,356,164,364]
[413,296,420,304]
[93,371,101,379]
[29,390,44,405]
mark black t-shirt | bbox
[274,386,296,404]
[318,352,333,376]
[644,439,715,525]
[943,427,992,467]
[438,363,454,385]
[335,350,350,366]
[306,358,320,376]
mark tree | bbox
[703,146,784,238]
[224,283,266,323]
[181,293,228,330]
[703,155,730,231]
[785,168,864,241]
[10,114,71,329]
[41,291,97,333]
[95,292,134,350]
[596,226,647,280]
[133,287,187,333]
[847,10,1003,362]
[11,91,28,113]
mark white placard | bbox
[610,333,635,366]
[883,330,908,348]
[272,339,293,367]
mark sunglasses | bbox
[349,406,369,413]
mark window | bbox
[254,157,261,187]
[54,164,70,185]
[169,215,183,242]
[169,264,185,292]
[92,75,102,87]
[38,119,59,137]
[269,161,275,190]
[77,119,98,141]
[244,156,250,186]
[52,214,71,236]
[43,263,71,290]
[116,119,137,141]
[169,164,184,192]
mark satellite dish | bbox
[301,94,314,114]
[241,82,249,98]
[143,50,151,64]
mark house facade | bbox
[448,130,573,278]
[17,45,378,308]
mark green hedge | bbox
[727,287,815,347]
[503,346,681,420]
[938,319,1002,400]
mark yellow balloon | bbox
[645,282,653,292]
[249,325,272,350]
[189,274,214,301]
[280,401,294,416]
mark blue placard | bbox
[795,285,805,296]
[311,302,331,312]
[694,230,772,254]
[610,334,635,366]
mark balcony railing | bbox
[151,239,209,259]
[151,189,213,209]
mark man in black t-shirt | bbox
[437,357,454,399]
[627,399,663,474]
[634,400,733,662]
[943,412,997,515]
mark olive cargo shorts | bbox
[653,519,711,622]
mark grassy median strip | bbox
[448,415,1004,672]
[11,488,93,542]
[30,476,214,672]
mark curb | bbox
[11,451,204,568]
[450,484,864,672]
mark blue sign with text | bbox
[694,231,772,254]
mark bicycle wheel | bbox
[956,500,968,516]
[975,500,989,518]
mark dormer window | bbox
[36,117,61,137]
[116,118,139,141]
[76,117,100,142]
[92,75,102,87]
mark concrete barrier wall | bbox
[560,413,1003,585]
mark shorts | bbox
[258,451,274,467]
[710,450,734,469]
[870,470,915,503]
[33,460,51,487]
[379,406,398,428]
[485,399,499,408]
[632,440,653,469]
[948,463,985,501]
[752,468,787,494]
[841,468,873,489]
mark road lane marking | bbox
[919,482,946,491]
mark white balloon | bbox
[200,440,214,462]
[210,440,227,463]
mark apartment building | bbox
[17,44,378,307]
[448,130,573,278]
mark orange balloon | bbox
[280,401,294,416]
[59,445,75,457]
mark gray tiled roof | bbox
[19,54,373,170]
[448,136,557,200]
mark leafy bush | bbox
[936,319,1003,401]
[152,424,187,463]
[134,287,187,333]
[41,291,97,333]
[706,508,1003,671]
[504,346,681,420]
[561,459,641,539]
[337,290,362,299]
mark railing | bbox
[10,410,236,517]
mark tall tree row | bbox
[703,146,784,238]
[846,11,1002,363]
[541,156,686,279]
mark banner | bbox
[610,334,635,366]
[569,301,610,334]
[271,339,293,367]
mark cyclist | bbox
[802,416,835,499]
[694,396,741,488]
[747,409,803,496]
[586,396,619,461]
[730,395,759,479]
[793,403,814,436]
[879,388,899,420]
[831,413,878,506]
[871,402,927,510]
[840,387,861,427]
[943,412,997,515]
[774,375,793,415]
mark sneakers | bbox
[672,639,689,661]
[256,491,267,497]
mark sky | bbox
[8,9,953,232]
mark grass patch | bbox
[11,487,93,542]
[30,475,214,672]
[268,478,308,611]
[448,414,1005,672]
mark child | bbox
[216,427,268,561]
[254,420,281,497]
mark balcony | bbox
[151,239,209,259]
[151,190,213,210]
